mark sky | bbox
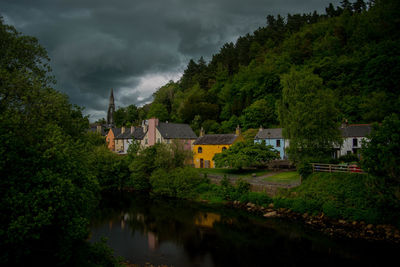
[1,0,340,122]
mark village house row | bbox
[90,89,372,168]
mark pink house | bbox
[141,118,197,151]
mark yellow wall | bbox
[193,144,231,168]
[115,138,124,152]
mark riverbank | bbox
[228,200,400,243]
[196,171,400,243]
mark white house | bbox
[115,126,145,154]
[335,124,372,158]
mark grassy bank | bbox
[274,173,400,226]
[193,171,399,227]
[263,171,300,184]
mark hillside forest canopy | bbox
[110,0,399,137]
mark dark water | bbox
[90,193,398,267]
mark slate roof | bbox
[156,122,197,139]
[109,127,122,137]
[193,134,239,145]
[340,124,372,137]
[88,124,108,136]
[115,127,145,140]
[254,128,283,139]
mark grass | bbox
[274,172,400,225]
[263,171,301,184]
[200,168,270,178]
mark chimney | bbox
[341,119,348,128]
[121,126,125,134]
[131,125,135,133]
[142,120,149,133]
[199,127,205,137]
[235,125,241,135]
[96,125,102,134]
[148,118,159,145]
[259,125,263,132]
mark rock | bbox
[338,219,346,224]
[268,203,274,209]
[263,211,277,218]
[366,224,374,230]
[252,173,256,177]
[246,202,255,208]
[352,221,358,226]
[302,213,309,219]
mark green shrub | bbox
[173,167,203,199]
[297,161,313,180]
[149,167,203,199]
[338,153,359,163]
[236,178,251,194]
[150,169,176,197]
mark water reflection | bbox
[90,193,399,267]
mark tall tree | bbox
[0,18,99,265]
[278,68,342,162]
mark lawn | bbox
[200,168,270,178]
[263,171,300,184]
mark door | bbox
[200,159,204,168]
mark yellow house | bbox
[193,126,243,168]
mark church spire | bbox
[107,88,115,127]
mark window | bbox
[166,139,170,144]
[276,140,281,147]
[157,138,160,143]
[145,139,148,144]
[353,138,358,147]
[222,147,227,151]
[198,147,202,153]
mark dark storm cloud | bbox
[1,0,339,121]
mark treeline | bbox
[113,0,400,135]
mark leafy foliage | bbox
[213,140,279,169]
[278,67,342,162]
[361,114,400,183]
[0,18,101,265]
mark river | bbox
[90,193,398,266]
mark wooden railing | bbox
[311,163,366,174]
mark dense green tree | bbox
[213,140,279,169]
[239,98,277,130]
[0,18,100,265]
[147,103,169,121]
[278,68,342,162]
[361,114,400,184]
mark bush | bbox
[338,153,359,163]
[297,161,313,180]
[173,167,203,199]
[150,167,203,199]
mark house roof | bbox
[340,124,372,137]
[254,128,283,139]
[88,124,108,136]
[156,122,197,139]
[193,134,239,145]
[109,127,122,137]
[115,127,145,140]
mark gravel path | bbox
[206,170,301,196]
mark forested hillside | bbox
[115,0,400,135]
